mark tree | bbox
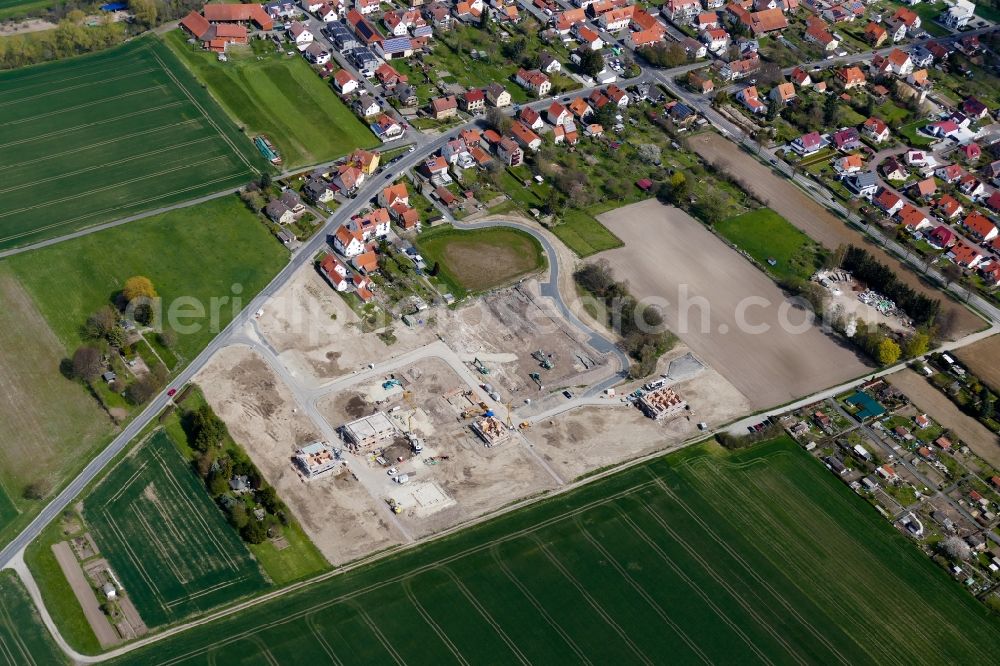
[256,485,280,514]
[158,328,177,350]
[241,519,268,544]
[941,262,963,287]
[129,0,157,27]
[578,49,604,78]
[903,332,929,359]
[71,346,103,382]
[22,479,51,500]
[228,502,249,530]
[485,107,512,135]
[86,306,118,339]
[191,404,228,451]
[941,536,971,562]
[823,92,839,125]
[637,143,661,164]
[877,338,901,366]
[259,172,272,190]
[125,376,157,404]
[122,276,156,303]
[979,386,996,420]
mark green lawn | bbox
[0,0,61,20]
[0,486,15,534]
[84,431,269,629]
[552,208,624,258]
[416,224,546,298]
[165,30,377,168]
[716,208,824,282]
[898,119,934,148]
[6,195,288,362]
[0,36,263,250]
[108,437,1000,664]
[0,571,69,665]
[875,100,912,125]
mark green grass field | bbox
[84,431,268,628]
[553,207,625,257]
[0,0,59,20]
[416,225,546,298]
[716,208,824,282]
[6,195,287,362]
[107,437,1000,665]
[165,30,377,169]
[0,488,15,535]
[0,571,68,666]
[0,36,265,250]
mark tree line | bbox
[842,246,941,327]
[183,401,290,545]
[574,260,676,378]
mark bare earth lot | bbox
[256,267,437,386]
[598,199,871,409]
[0,267,111,505]
[888,368,1000,469]
[196,345,402,564]
[689,132,981,339]
[955,334,1000,393]
[526,344,751,480]
[314,357,560,538]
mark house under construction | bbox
[471,414,511,447]
[639,387,688,421]
[342,412,397,450]
[294,441,339,478]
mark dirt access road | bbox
[689,132,981,339]
[598,199,871,410]
[888,368,1000,469]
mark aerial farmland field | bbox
[83,432,268,629]
[0,571,67,666]
[0,36,265,250]
[109,437,1000,665]
[0,0,57,20]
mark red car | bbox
[167,388,177,397]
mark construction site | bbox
[314,356,560,538]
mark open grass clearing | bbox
[0,265,111,524]
[165,30,377,169]
[110,436,1000,664]
[416,224,546,297]
[715,208,825,282]
[0,36,263,250]
[83,431,268,628]
[5,195,288,362]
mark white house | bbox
[289,22,314,50]
[333,225,365,257]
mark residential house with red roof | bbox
[936,194,963,219]
[334,69,359,94]
[838,67,866,90]
[333,225,365,257]
[320,254,350,291]
[514,68,551,96]
[430,95,458,120]
[510,121,542,151]
[864,21,886,47]
[958,173,984,198]
[948,242,985,268]
[935,163,963,184]
[961,212,998,242]
[497,137,523,166]
[460,88,485,113]
[912,177,937,199]
[929,225,956,248]
[769,82,795,104]
[874,189,904,215]
[898,203,931,231]
[737,86,766,114]
[862,117,890,143]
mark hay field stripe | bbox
[131,506,189,586]
[0,119,202,170]
[152,483,655,666]
[0,154,229,220]
[98,509,167,610]
[532,534,653,665]
[609,504,753,665]
[165,577,249,609]
[402,579,470,666]
[0,137,219,196]
[489,543,593,665]
[103,459,151,504]
[351,603,406,666]
[0,68,159,108]
[575,513,765,665]
[680,462,901,665]
[1,85,170,127]
[0,101,186,150]
[151,449,240,570]
[438,566,531,666]
[0,171,245,244]
[644,477,837,665]
[148,50,258,174]
[305,612,344,666]
[0,597,33,666]
[0,46,156,87]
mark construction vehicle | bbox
[529,372,543,390]
[382,378,402,390]
[386,498,402,514]
[532,350,554,370]
[519,421,531,430]
[473,357,490,375]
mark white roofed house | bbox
[289,22,314,50]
